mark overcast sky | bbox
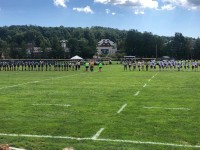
[0,0,200,38]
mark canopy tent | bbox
[70,55,83,60]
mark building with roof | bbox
[96,39,117,55]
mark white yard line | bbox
[143,83,147,88]
[0,81,39,90]
[117,104,127,114]
[148,72,159,82]
[0,133,199,148]
[143,107,191,110]
[134,91,140,96]
[0,133,90,140]
[164,107,191,110]
[96,138,200,148]
[32,104,71,107]
[155,72,159,76]
[144,107,162,109]
[0,72,87,90]
[10,147,26,150]
[92,128,105,140]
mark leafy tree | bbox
[0,25,198,59]
[193,38,200,59]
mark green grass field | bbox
[0,65,200,150]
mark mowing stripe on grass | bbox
[0,133,200,148]
[92,128,105,140]
[117,104,127,114]
[143,107,191,110]
[134,91,140,96]
[32,104,71,107]
[0,72,89,90]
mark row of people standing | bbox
[123,60,199,71]
[0,61,81,71]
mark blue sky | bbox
[0,0,200,38]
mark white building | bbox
[96,39,117,55]
[60,40,69,52]
[60,40,68,49]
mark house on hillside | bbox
[96,39,117,55]
[60,40,69,52]
[1,52,5,59]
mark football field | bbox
[0,65,200,150]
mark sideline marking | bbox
[0,133,200,148]
[152,76,155,79]
[92,128,105,140]
[148,79,151,82]
[143,107,191,110]
[32,104,71,107]
[117,104,127,114]
[0,72,88,90]
[134,91,140,96]
[143,83,147,88]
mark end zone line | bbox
[117,104,127,114]
[0,133,200,148]
[134,91,140,96]
[92,128,105,140]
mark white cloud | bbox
[134,9,145,15]
[94,0,159,9]
[94,0,159,14]
[73,6,94,14]
[161,0,200,10]
[53,0,68,8]
[161,4,176,10]
[105,8,116,15]
[95,0,200,14]
[105,9,110,14]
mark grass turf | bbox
[0,65,200,150]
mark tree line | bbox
[0,25,200,59]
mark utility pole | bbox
[156,44,157,60]
[155,37,158,60]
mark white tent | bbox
[70,55,83,60]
